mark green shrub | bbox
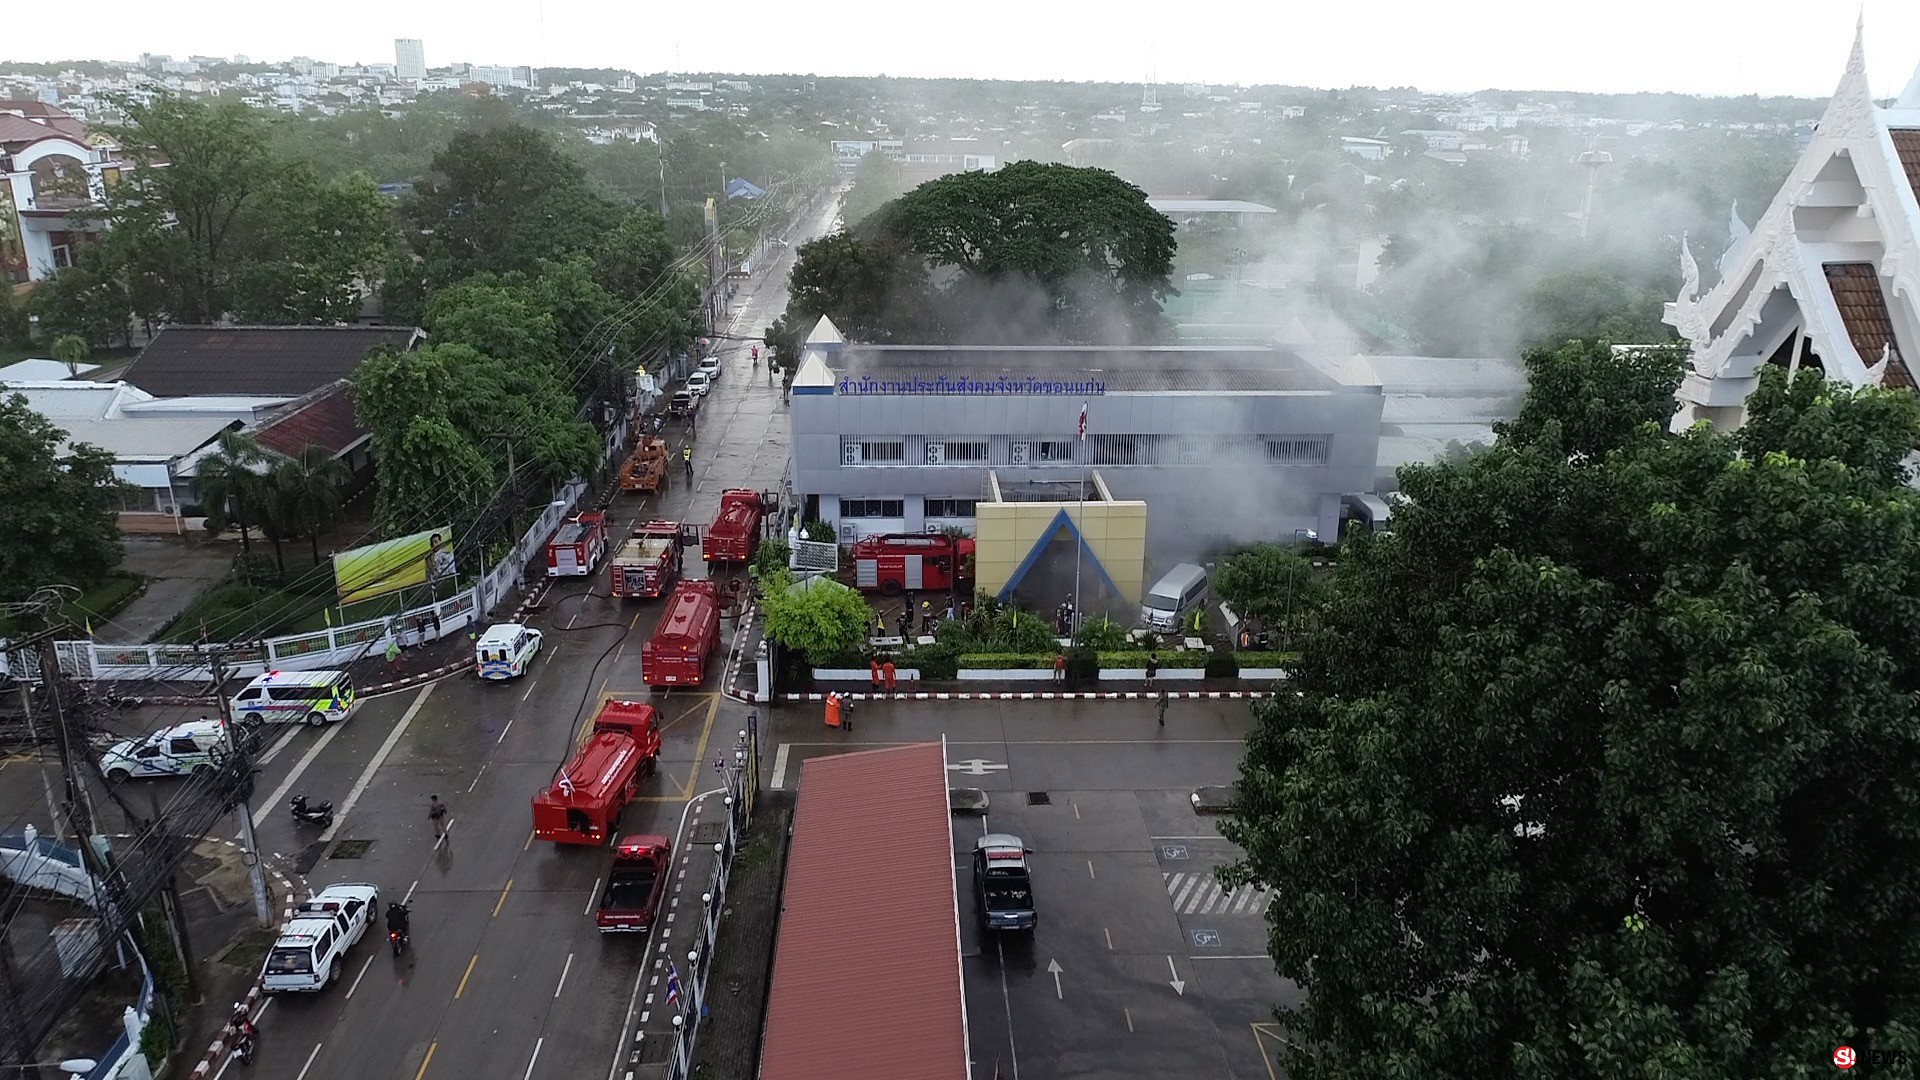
[957,652,1057,669]
[801,519,837,544]
[139,1008,178,1069]
[1096,650,1209,668]
[900,642,958,679]
[1071,615,1130,652]
[1204,647,1239,679]
[751,537,791,578]
[1065,644,1099,680]
[1234,651,1297,668]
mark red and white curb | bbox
[178,841,303,1079]
[362,658,474,698]
[779,690,1273,701]
[722,603,762,704]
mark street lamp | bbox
[0,1061,97,1075]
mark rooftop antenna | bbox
[1575,138,1613,240]
[1141,46,1160,114]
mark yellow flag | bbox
[85,618,94,638]
[324,606,333,627]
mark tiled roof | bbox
[122,326,419,399]
[1822,263,1915,389]
[252,382,366,458]
[760,743,967,1080]
[1892,130,1920,208]
[835,344,1341,393]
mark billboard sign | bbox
[333,526,457,605]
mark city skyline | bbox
[3,0,1919,99]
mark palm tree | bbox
[195,431,273,569]
[270,445,351,566]
[49,334,89,378]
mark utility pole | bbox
[657,138,670,220]
[207,649,272,927]
[8,635,67,842]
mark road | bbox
[0,191,840,1080]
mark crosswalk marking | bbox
[1164,872,1272,917]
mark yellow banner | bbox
[333,526,456,605]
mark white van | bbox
[476,623,544,680]
[99,719,230,782]
[1140,563,1209,632]
[230,670,357,727]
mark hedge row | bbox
[950,650,1298,670]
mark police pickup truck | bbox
[262,883,380,992]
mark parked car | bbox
[99,719,229,783]
[973,833,1037,932]
[686,371,713,397]
[668,390,698,417]
[696,356,721,381]
[262,883,379,992]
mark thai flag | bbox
[1078,403,1087,441]
[666,961,682,1007]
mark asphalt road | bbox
[0,192,838,1080]
[766,698,1295,1080]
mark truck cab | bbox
[973,833,1037,932]
[596,835,672,933]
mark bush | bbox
[801,519,837,544]
[958,652,1057,669]
[751,537,791,578]
[1071,615,1130,652]
[1064,644,1099,680]
[900,641,958,679]
[1234,651,1296,668]
[1096,650,1209,668]
[1204,647,1240,679]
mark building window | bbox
[842,437,905,465]
[1089,434,1173,466]
[1264,437,1330,465]
[925,440,988,465]
[925,499,977,518]
[841,499,905,518]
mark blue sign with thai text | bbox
[836,375,1107,396]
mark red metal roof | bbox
[760,743,967,1080]
[253,382,367,458]
[1823,263,1916,389]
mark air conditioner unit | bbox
[839,522,859,543]
[925,524,942,534]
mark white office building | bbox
[394,38,427,81]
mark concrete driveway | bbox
[104,537,237,642]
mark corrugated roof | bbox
[1822,263,1916,389]
[252,382,367,458]
[122,326,420,398]
[760,743,967,1080]
[45,415,233,461]
[1892,129,1920,207]
[833,344,1341,393]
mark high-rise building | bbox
[395,38,426,81]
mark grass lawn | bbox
[155,570,336,644]
[0,571,145,636]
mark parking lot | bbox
[765,696,1295,1080]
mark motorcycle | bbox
[387,902,411,956]
[289,795,333,828]
[230,1003,256,1066]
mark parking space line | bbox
[770,743,791,789]
[584,877,601,915]
[1124,1008,1133,1033]
[1087,860,1096,880]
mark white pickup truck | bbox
[262,883,380,992]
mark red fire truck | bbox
[640,580,720,687]
[531,700,662,846]
[610,520,685,599]
[546,511,609,577]
[852,533,976,596]
[703,489,764,563]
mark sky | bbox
[8,0,1920,100]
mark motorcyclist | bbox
[386,901,410,940]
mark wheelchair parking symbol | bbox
[1159,844,1189,860]
[1190,929,1222,949]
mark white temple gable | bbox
[1666,23,1920,432]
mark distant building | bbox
[0,101,132,283]
[470,65,533,88]
[1667,27,1920,432]
[1401,129,1466,152]
[896,141,997,186]
[395,38,427,81]
[830,139,904,175]
[1339,136,1390,161]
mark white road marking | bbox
[605,968,647,1080]
[255,727,301,767]
[251,722,345,828]
[554,953,574,998]
[345,954,376,998]
[497,717,516,744]
[319,684,436,842]
[1165,872,1272,916]
[1124,1008,1134,1033]
[584,877,602,915]
[521,677,540,701]
[523,1037,544,1080]
[404,880,419,904]
[292,1043,323,1080]
[997,938,1022,1080]
[769,743,791,789]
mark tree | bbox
[269,445,351,566]
[49,334,90,378]
[1213,544,1323,642]
[1223,347,1920,1080]
[593,210,678,299]
[30,257,132,347]
[0,392,128,603]
[1526,270,1673,350]
[778,161,1178,346]
[229,171,398,324]
[194,430,273,567]
[755,568,872,665]
[839,150,906,227]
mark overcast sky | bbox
[9,0,1920,100]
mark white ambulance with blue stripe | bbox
[476,623,543,680]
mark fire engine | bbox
[852,533,975,596]
[619,437,669,495]
[640,580,720,687]
[546,511,608,577]
[610,520,686,599]
[531,700,661,846]
[703,489,764,563]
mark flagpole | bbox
[1074,402,1086,635]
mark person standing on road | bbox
[428,794,448,838]
[682,446,694,481]
[870,658,881,690]
[1157,689,1169,727]
[883,659,897,692]
[1145,652,1160,691]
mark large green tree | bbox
[779,161,1177,345]
[0,393,128,603]
[1224,343,1920,1080]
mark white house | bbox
[1667,24,1920,431]
[0,101,131,283]
[1340,136,1390,161]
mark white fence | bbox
[5,428,618,684]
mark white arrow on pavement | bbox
[1167,955,1185,996]
[1048,958,1064,999]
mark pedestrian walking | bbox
[1157,689,1169,727]
[944,602,955,624]
[682,446,694,481]
[1145,652,1160,690]
[428,795,448,838]
[1053,652,1065,683]
[385,638,402,672]
[897,611,912,640]
[870,658,882,690]
[882,659,897,692]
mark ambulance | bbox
[475,623,544,680]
